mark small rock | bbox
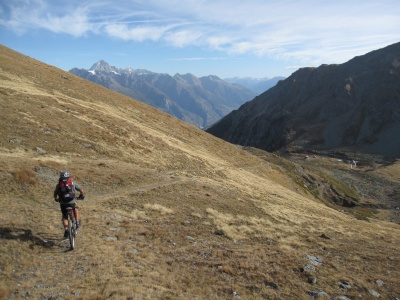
[339,280,351,289]
[48,291,59,298]
[368,289,380,297]
[320,233,331,239]
[199,252,208,258]
[233,291,240,298]
[36,147,46,154]
[308,277,317,284]
[105,236,117,241]
[214,229,225,236]
[307,254,323,266]
[167,240,176,246]
[306,290,328,298]
[9,138,21,144]
[301,264,316,273]
[375,279,384,287]
[334,296,352,300]
[265,281,278,289]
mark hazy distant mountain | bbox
[70,61,255,128]
[224,76,285,94]
[207,42,400,159]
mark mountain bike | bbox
[66,207,77,250]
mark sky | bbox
[1,0,399,79]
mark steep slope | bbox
[70,61,256,128]
[1,45,400,300]
[207,42,400,159]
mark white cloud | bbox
[1,0,399,66]
[206,36,236,50]
[104,23,171,42]
[0,0,94,36]
[164,29,204,47]
[40,7,92,36]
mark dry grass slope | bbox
[1,44,399,299]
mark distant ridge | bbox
[207,42,400,159]
[224,76,286,94]
[70,61,256,128]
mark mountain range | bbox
[70,61,257,128]
[207,42,400,159]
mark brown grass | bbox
[1,44,400,299]
[12,168,38,185]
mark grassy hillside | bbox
[1,45,399,299]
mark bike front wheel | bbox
[68,219,75,250]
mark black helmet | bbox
[59,171,70,178]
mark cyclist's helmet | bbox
[59,171,70,178]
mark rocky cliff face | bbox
[207,42,400,159]
[70,62,255,128]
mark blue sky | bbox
[1,0,399,79]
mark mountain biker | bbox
[54,171,85,238]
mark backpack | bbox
[59,177,75,202]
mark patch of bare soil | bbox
[1,45,400,300]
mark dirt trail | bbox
[1,168,191,298]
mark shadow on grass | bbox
[0,227,57,249]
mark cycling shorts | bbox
[60,202,76,220]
